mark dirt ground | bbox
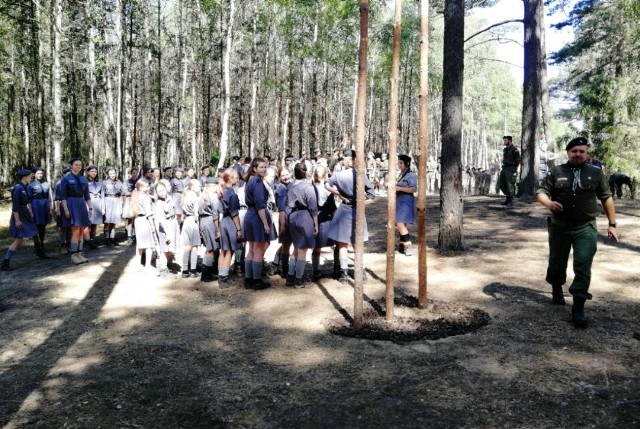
[1,195,639,428]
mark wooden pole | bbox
[353,0,369,329]
[385,0,402,321]
[417,0,430,309]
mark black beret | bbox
[398,154,412,164]
[201,165,210,171]
[503,135,513,140]
[565,137,590,151]
[16,169,32,178]
[163,166,173,173]
[343,149,356,158]
[232,156,241,161]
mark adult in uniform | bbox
[28,167,53,248]
[102,167,124,246]
[217,169,243,288]
[395,155,417,256]
[242,157,277,289]
[60,158,93,265]
[325,149,375,283]
[1,170,49,271]
[498,135,520,207]
[536,137,619,328]
[285,163,318,288]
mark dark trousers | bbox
[545,220,597,300]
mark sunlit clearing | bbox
[51,353,103,376]
[46,262,111,302]
[101,257,171,313]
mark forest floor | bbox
[1,195,639,428]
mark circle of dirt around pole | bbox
[326,296,490,342]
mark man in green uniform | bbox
[499,135,520,207]
[536,137,619,328]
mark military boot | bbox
[1,259,13,271]
[572,297,588,328]
[552,284,566,305]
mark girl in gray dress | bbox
[285,163,318,288]
[180,179,202,278]
[395,155,418,256]
[311,165,338,280]
[102,167,124,246]
[85,165,103,249]
[131,180,156,273]
[154,180,179,278]
[198,178,221,282]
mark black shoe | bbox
[189,270,199,278]
[1,259,13,271]
[244,277,254,289]
[111,238,120,246]
[200,267,215,282]
[332,269,342,280]
[252,279,271,290]
[182,270,190,279]
[36,248,50,259]
[87,241,99,250]
[339,270,350,284]
[105,238,113,246]
[294,277,305,289]
[286,275,295,286]
[572,297,588,328]
[552,284,566,305]
[218,276,232,289]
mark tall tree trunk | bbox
[353,0,369,329]
[438,0,464,250]
[417,0,430,308]
[385,0,402,321]
[218,0,235,168]
[539,7,554,161]
[52,0,63,170]
[520,0,543,197]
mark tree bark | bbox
[438,0,464,250]
[218,0,236,169]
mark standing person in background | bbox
[122,168,139,245]
[163,167,173,181]
[85,165,103,249]
[275,168,292,278]
[378,153,389,195]
[199,165,211,187]
[498,135,521,207]
[131,180,157,274]
[170,167,186,224]
[29,167,54,250]
[60,158,92,265]
[609,172,634,199]
[395,155,417,256]
[154,181,179,278]
[285,163,318,288]
[1,170,49,271]
[218,169,243,288]
[102,167,124,246]
[180,179,202,278]
[311,165,338,280]
[199,177,221,282]
[243,157,277,290]
[536,137,619,328]
[325,149,376,283]
[54,166,72,252]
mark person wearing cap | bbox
[396,154,418,256]
[536,137,619,328]
[1,170,49,271]
[325,149,375,283]
[498,135,521,207]
[28,167,54,249]
[60,157,93,265]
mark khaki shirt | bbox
[537,163,612,223]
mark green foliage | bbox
[210,148,221,167]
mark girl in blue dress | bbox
[28,167,53,247]
[60,158,93,265]
[1,170,49,271]
[242,157,277,289]
[285,163,318,288]
[217,169,243,288]
[395,155,417,256]
[274,168,292,278]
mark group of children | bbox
[2,150,418,290]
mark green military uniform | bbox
[499,144,520,198]
[536,162,612,300]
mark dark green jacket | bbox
[502,145,520,166]
[537,162,612,223]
